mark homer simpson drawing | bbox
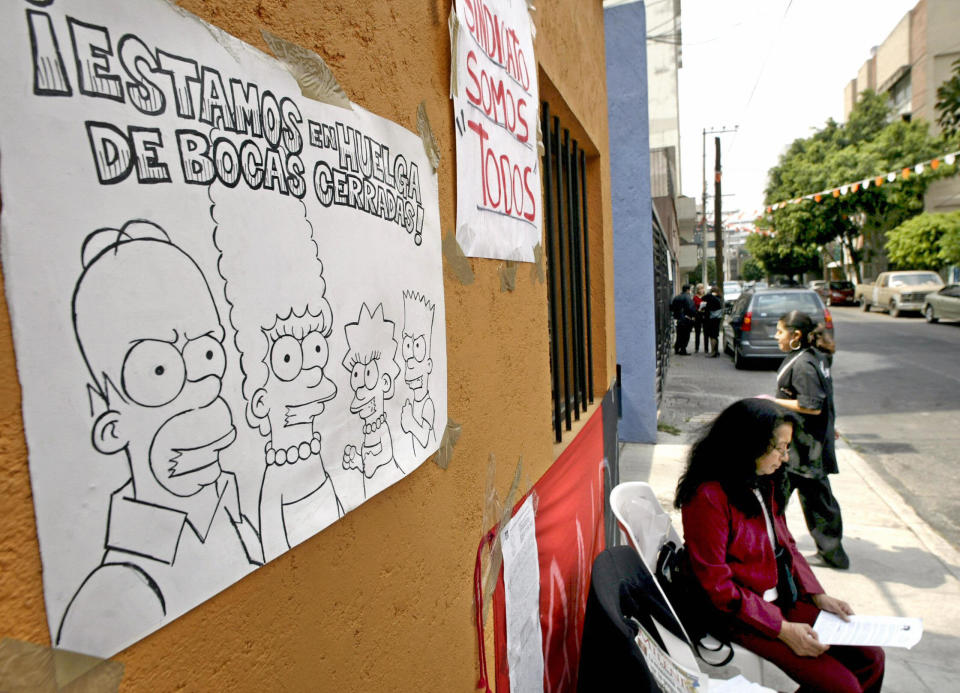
[58,220,262,657]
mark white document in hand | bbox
[813,612,923,649]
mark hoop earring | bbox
[789,336,801,351]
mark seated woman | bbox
[674,398,884,693]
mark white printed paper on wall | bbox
[451,0,542,261]
[0,0,446,658]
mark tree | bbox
[740,257,765,282]
[940,225,960,266]
[744,232,818,278]
[761,91,950,281]
[687,259,716,285]
[936,57,960,142]
[885,212,960,269]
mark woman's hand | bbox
[777,620,829,657]
[812,593,854,620]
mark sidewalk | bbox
[618,351,960,693]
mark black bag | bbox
[655,541,734,666]
[774,544,799,610]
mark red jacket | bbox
[681,481,824,638]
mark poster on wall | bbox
[0,0,446,658]
[451,0,542,262]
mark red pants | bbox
[731,600,885,693]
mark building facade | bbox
[0,0,621,689]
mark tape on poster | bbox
[443,230,475,285]
[261,30,351,109]
[0,638,124,692]
[530,243,545,284]
[435,417,462,470]
[417,101,440,173]
[499,261,518,292]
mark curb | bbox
[837,437,960,584]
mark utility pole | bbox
[701,126,736,287]
[714,136,724,294]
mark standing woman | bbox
[693,283,706,353]
[773,310,849,569]
[676,398,883,692]
[701,285,724,357]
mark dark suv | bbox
[723,287,834,369]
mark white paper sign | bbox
[813,612,923,649]
[501,495,545,693]
[632,624,706,693]
[451,0,542,261]
[0,0,445,657]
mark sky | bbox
[677,0,921,223]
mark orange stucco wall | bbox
[0,1,614,690]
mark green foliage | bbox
[936,57,960,142]
[759,90,950,280]
[740,257,765,282]
[940,226,960,266]
[687,259,716,285]
[744,232,818,277]
[885,212,960,269]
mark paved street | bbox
[827,305,960,550]
[668,304,960,551]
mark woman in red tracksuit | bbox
[674,398,884,692]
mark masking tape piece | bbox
[499,261,518,292]
[0,638,124,692]
[530,243,546,284]
[417,102,441,173]
[481,456,524,623]
[526,1,537,39]
[442,231,475,285]
[448,8,460,99]
[434,417,462,470]
[261,30,352,109]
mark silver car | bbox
[723,288,833,369]
[923,284,960,323]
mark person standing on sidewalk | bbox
[670,284,697,355]
[692,283,706,353]
[676,398,884,693]
[772,310,850,570]
[701,285,724,357]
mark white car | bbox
[722,281,742,306]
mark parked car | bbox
[722,280,742,308]
[923,284,960,323]
[807,280,829,303]
[855,270,944,317]
[826,280,856,306]
[723,287,833,369]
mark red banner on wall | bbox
[489,407,607,692]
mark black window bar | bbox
[652,215,672,408]
[541,102,594,442]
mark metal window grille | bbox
[651,215,672,407]
[541,102,594,442]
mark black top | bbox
[702,293,723,315]
[775,348,837,477]
[671,292,697,321]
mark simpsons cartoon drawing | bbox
[342,303,404,496]
[58,221,262,656]
[399,290,436,456]
[213,184,343,562]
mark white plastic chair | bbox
[609,481,776,687]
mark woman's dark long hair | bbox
[780,310,835,354]
[674,398,799,516]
